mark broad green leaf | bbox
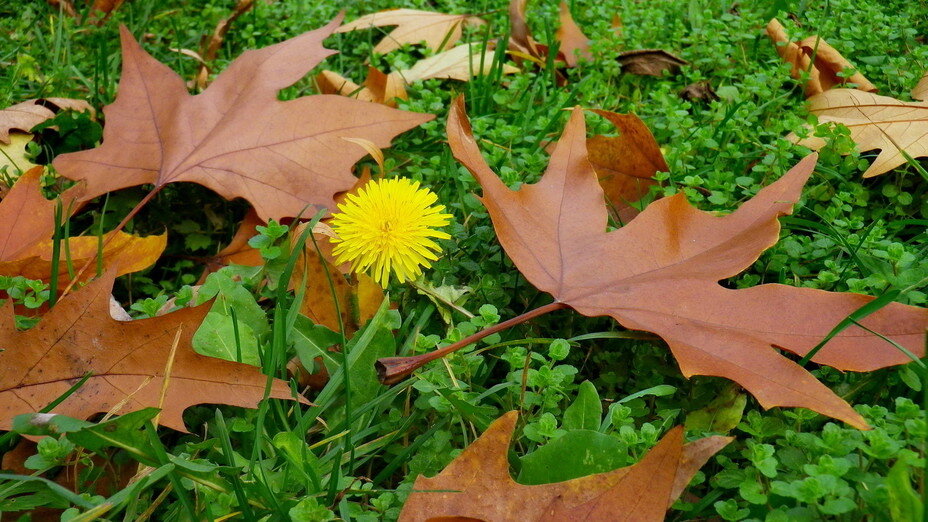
[562,380,601,431]
[888,459,923,521]
[517,429,627,485]
[193,311,260,366]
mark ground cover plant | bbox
[0,0,926,520]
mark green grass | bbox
[0,0,926,520]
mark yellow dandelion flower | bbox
[329,177,452,287]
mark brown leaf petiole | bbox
[376,301,568,385]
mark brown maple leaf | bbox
[791,81,928,178]
[0,269,303,433]
[447,97,927,429]
[336,9,484,54]
[52,19,433,222]
[399,411,731,521]
[767,18,877,98]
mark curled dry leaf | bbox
[52,19,433,222]
[290,222,383,335]
[315,68,408,108]
[200,212,381,336]
[336,9,484,54]
[555,1,592,67]
[766,18,877,97]
[791,79,928,178]
[680,81,719,102]
[0,98,94,144]
[617,49,688,76]
[508,0,589,69]
[585,109,665,223]
[399,43,520,83]
[448,97,927,429]
[0,269,305,433]
[195,0,262,89]
[399,411,731,521]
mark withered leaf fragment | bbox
[53,20,432,221]
[336,9,483,54]
[448,97,927,429]
[766,18,877,97]
[399,411,731,521]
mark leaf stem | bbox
[376,301,568,385]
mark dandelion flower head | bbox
[329,177,452,287]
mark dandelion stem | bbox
[376,301,569,385]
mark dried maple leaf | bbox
[0,98,93,145]
[767,18,876,97]
[399,411,731,521]
[336,9,484,54]
[399,43,519,83]
[586,109,665,223]
[555,1,592,67]
[52,20,433,222]
[0,269,302,433]
[508,0,586,70]
[447,98,927,429]
[792,77,928,178]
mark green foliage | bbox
[0,0,925,519]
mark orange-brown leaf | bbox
[0,270,303,433]
[52,20,432,221]
[399,411,731,521]
[399,43,519,83]
[448,98,927,429]
[556,1,591,67]
[586,109,665,223]
[766,18,876,97]
[314,68,408,107]
[0,230,166,285]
